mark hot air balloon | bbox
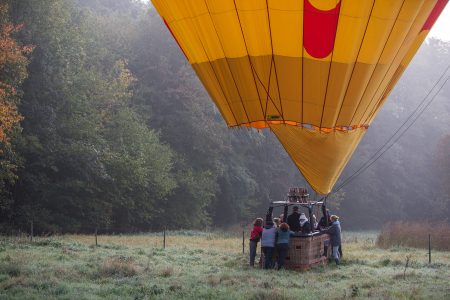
[150,0,448,195]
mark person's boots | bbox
[323,245,328,257]
[335,258,340,265]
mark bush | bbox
[158,266,174,277]
[98,256,137,277]
[376,222,450,251]
[0,262,22,277]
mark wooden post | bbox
[30,220,33,242]
[403,255,411,279]
[428,234,431,264]
[242,231,245,254]
[163,228,166,249]
[95,227,98,246]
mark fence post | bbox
[242,231,245,254]
[30,220,33,243]
[428,234,431,264]
[163,228,166,249]
[95,227,98,246]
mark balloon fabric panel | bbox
[151,0,448,194]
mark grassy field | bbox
[1,231,449,299]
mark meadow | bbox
[0,231,449,300]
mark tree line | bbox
[0,0,449,233]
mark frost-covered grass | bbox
[0,231,449,299]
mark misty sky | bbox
[429,5,450,41]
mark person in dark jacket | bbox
[321,215,341,265]
[287,206,301,232]
[318,209,331,229]
[319,210,343,258]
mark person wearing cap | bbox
[321,215,342,265]
[287,206,301,232]
[261,219,277,269]
[299,213,311,234]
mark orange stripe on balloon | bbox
[303,0,341,59]
[422,0,448,31]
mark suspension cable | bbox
[333,66,450,193]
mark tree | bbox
[5,0,177,232]
[0,3,32,227]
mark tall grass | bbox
[1,231,450,299]
[376,222,450,251]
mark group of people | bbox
[249,206,342,270]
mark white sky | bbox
[428,4,450,41]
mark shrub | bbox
[0,262,22,277]
[98,256,137,277]
[34,239,63,248]
[158,266,174,277]
[376,222,450,251]
[250,289,290,300]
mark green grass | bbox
[0,231,449,299]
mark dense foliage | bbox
[0,0,449,232]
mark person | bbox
[276,223,294,270]
[261,219,277,269]
[299,213,311,234]
[287,206,301,232]
[318,209,331,230]
[312,214,318,230]
[273,217,281,228]
[321,215,342,265]
[318,209,343,257]
[249,218,263,267]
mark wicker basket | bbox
[260,234,329,271]
[284,234,329,271]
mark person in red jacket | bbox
[249,218,263,266]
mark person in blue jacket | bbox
[321,215,341,265]
[276,223,295,270]
[261,219,277,269]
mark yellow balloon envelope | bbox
[151,0,448,194]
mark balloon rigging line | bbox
[360,5,427,126]
[231,0,269,120]
[267,0,285,120]
[333,1,376,129]
[203,0,252,124]
[192,21,239,126]
[333,63,450,194]
[319,0,342,130]
[233,0,284,121]
[349,0,407,126]
[334,70,450,193]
